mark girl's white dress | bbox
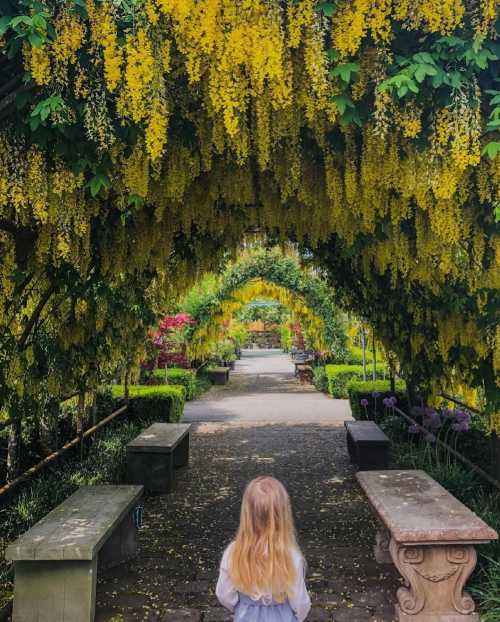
[216,544,311,622]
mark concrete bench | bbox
[295,364,313,383]
[207,367,230,385]
[356,470,498,622]
[126,423,191,493]
[5,485,143,622]
[345,420,391,470]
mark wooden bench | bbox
[126,423,191,493]
[295,363,313,383]
[207,366,230,385]
[356,470,498,622]
[5,485,143,622]
[345,420,391,470]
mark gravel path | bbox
[96,350,399,621]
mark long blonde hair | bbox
[229,476,299,602]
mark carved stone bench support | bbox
[374,526,392,564]
[389,539,479,622]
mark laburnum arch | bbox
[186,250,346,358]
[0,0,499,449]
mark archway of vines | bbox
[0,0,499,447]
[186,250,347,359]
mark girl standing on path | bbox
[216,476,311,621]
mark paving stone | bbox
[160,609,201,621]
[202,607,232,622]
[174,580,211,594]
[307,607,331,621]
[331,606,372,622]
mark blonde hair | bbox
[228,476,299,602]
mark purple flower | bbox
[452,421,470,432]
[423,409,442,430]
[442,408,455,419]
[382,397,391,407]
[408,424,420,434]
[372,391,381,399]
[389,396,397,407]
[424,433,436,444]
[455,410,471,424]
[360,398,369,407]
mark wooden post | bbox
[361,327,367,382]
[372,332,376,381]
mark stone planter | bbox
[207,367,230,385]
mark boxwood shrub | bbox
[111,385,185,422]
[347,379,407,420]
[153,368,197,400]
[325,364,387,398]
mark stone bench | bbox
[295,364,313,383]
[5,485,143,622]
[207,367,230,385]
[345,420,391,470]
[356,470,498,622]
[126,423,191,493]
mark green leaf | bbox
[413,52,436,65]
[482,142,500,160]
[332,94,355,115]
[0,16,12,35]
[88,173,111,197]
[330,62,359,83]
[316,1,336,16]
[28,31,44,47]
[128,193,144,209]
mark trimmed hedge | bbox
[325,364,387,398]
[111,385,185,422]
[347,379,407,420]
[153,367,197,400]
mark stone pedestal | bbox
[12,559,97,622]
[390,540,479,622]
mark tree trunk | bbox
[6,417,22,482]
[77,391,85,460]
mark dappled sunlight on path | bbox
[95,350,399,622]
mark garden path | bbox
[96,350,400,622]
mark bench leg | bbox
[127,451,172,494]
[389,539,479,621]
[346,433,356,463]
[174,434,190,468]
[12,558,97,622]
[374,527,392,564]
[99,508,138,569]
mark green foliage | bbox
[111,384,185,422]
[280,324,292,352]
[153,367,197,400]
[209,339,237,363]
[325,364,387,398]
[346,345,385,365]
[312,366,328,393]
[347,379,407,419]
[236,300,290,325]
[188,249,348,359]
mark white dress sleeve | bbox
[288,551,311,622]
[215,544,239,612]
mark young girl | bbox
[216,476,311,621]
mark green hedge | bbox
[111,385,185,422]
[325,364,387,398]
[347,379,407,420]
[347,345,385,365]
[153,368,197,400]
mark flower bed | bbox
[347,379,407,419]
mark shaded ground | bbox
[96,351,400,621]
